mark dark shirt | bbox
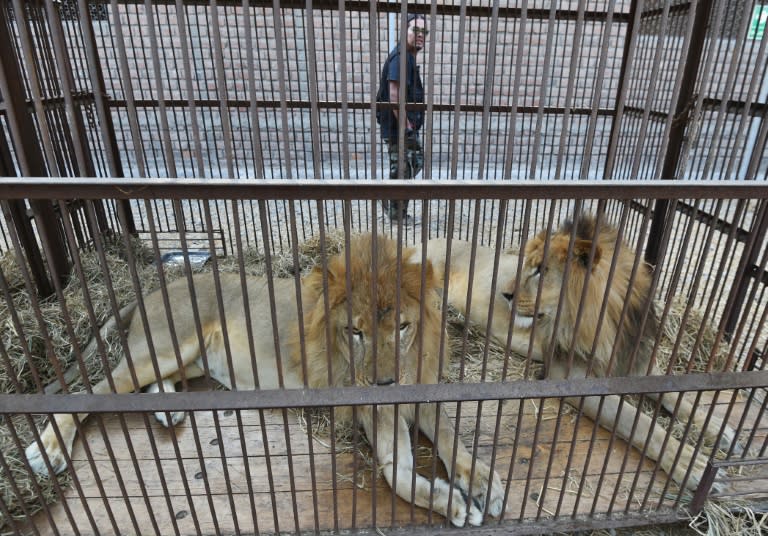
[376,46,424,142]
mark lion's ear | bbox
[574,239,602,270]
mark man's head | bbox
[406,14,428,53]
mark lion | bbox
[423,216,738,492]
[413,237,538,363]
[25,234,503,526]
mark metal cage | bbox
[1,1,767,535]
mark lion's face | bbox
[301,234,442,388]
[331,290,421,386]
[511,224,602,336]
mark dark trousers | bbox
[385,137,424,218]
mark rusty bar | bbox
[694,2,752,183]
[724,201,768,336]
[47,199,143,534]
[603,0,639,180]
[645,0,715,266]
[553,0,586,180]
[0,8,69,295]
[271,0,294,179]
[579,0,617,180]
[143,0,178,177]
[527,1,557,180]
[198,199,243,534]
[141,199,208,534]
[3,368,762,422]
[286,200,322,532]
[79,200,164,535]
[113,200,185,536]
[109,0,148,175]
[210,0,237,178]
[227,199,265,534]
[1,178,768,201]
[629,1,671,183]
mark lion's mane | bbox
[290,234,444,419]
[523,215,659,378]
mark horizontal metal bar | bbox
[108,98,615,117]
[111,0,632,23]
[712,457,768,469]
[625,99,768,120]
[1,178,767,201]
[360,511,684,536]
[2,370,766,414]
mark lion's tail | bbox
[44,301,139,394]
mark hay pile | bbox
[0,233,742,532]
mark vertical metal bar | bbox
[195,200,243,534]
[646,0,714,266]
[0,7,68,295]
[476,0,500,181]
[527,2,558,180]
[210,0,236,178]
[140,200,207,535]
[271,0,294,179]
[10,0,59,174]
[603,0,640,180]
[422,0,438,181]
[336,1,350,178]
[724,200,768,336]
[696,3,754,183]
[286,200,321,532]
[143,0,177,177]
[111,201,184,535]
[76,0,128,183]
[305,0,323,180]
[257,199,302,533]
[228,198,263,535]
[48,199,144,535]
[447,2,468,181]
[554,0,586,180]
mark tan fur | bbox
[26,234,503,526]
[427,218,737,492]
[508,215,737,491]
[414,238,538,361]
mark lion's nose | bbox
[502,291,514,304]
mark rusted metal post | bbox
[75,0,136,235]
[645,0,715,266]
[0,2,69,296]
[723,200,768,337]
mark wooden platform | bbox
[22,387,766,535]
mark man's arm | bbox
[389,80,414,130]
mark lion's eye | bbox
[532,264,542,276]
[351,327,363,337]
[399,322,410,331]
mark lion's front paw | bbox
[154,410,186,428]
[25,431,69,476]
[433,479,483,526]
[456,460,505,518]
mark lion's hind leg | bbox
[654,391,742,455]
[26,317,210,476]
[575,393,725,492]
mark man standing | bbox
[376,13,427,223]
